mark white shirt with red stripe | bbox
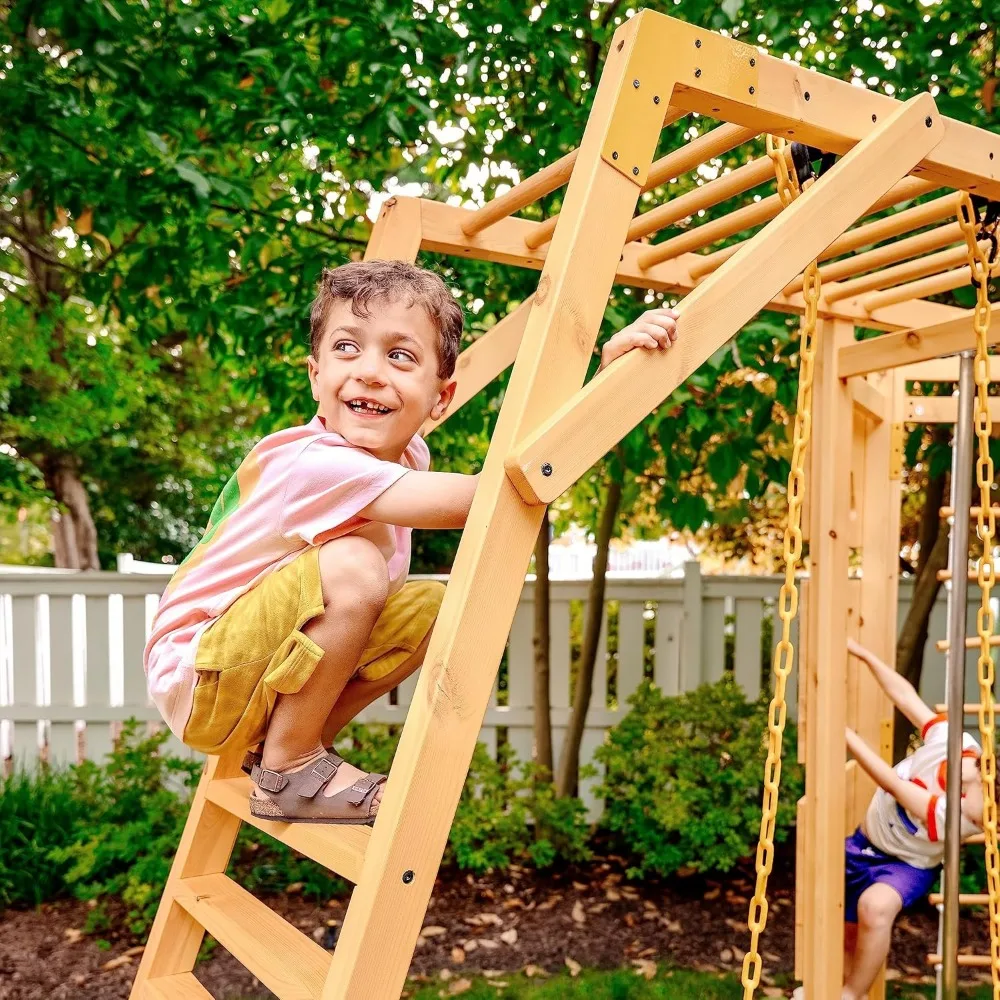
[864,715,981,869]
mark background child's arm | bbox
[360,471,479,529]
[846,726,934,821]
[847,638,935,733]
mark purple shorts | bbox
[844,828,937,923]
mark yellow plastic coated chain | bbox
[957,192,1000,996]
[741,136,821,999]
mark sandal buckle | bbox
[345,775,379,807]
[250,763,288,794]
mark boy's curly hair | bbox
[309,260,464,378]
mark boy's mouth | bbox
[346,398,393,416]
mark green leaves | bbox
[173,161,211,198]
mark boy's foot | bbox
[247,749,386,825]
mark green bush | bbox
[595,677,804,878]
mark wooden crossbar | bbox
[862,266,975,312]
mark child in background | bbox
[795,638,983,999]
[145,259,679,825]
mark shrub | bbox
[595,677,804,878]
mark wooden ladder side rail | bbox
[501,94,945,507]
[837,311,1000,379]
[323,15,682,998]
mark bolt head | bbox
[632,166,639,176]
[925,115,933,127]
[695,68,702,78]
[695,38,702,48]
[402,870,415,884]
[612,151,619,160]
[541,463,553,477]
[632,79,640,88]
[653,95,660,104]
[749,86,755,95]
[750,57,756,67]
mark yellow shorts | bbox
[183,547,444,755]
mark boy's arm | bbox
[847,638,935,733]
[359,470,479,530]
[846,726,934,822]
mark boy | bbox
[144,259,679,825]
[795,638,983,999]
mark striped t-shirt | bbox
[144,415,428,738]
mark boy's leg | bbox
[262,537,389,800]
[843,921,858,983]
[321,631,432,747]
[842,884,902,1000]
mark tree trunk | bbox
[532,509,554,779]
[555,476,623,798]
[43,455,100,570]
[892,426,961,759]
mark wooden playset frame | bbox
[130,10,1000,1000]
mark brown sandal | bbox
[247,751,386,826]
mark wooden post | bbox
[681,561,704,690]
[803,318,854,996]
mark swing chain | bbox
[957,192,1000,996]
[741,136,821,999]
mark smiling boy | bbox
[144,260,678,825]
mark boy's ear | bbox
[307,354,320,402]
[429,379,457,422]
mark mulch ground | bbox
[0,850,992,999]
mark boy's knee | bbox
[856,887,901,930]
[317,537,390,610]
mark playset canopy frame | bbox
[131,11,1000,1000]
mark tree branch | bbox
[208,201,369,245]
[90,221,146,273]
[0,226,84,274]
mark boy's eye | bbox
[333,340,360,355]
[389,348,417,364]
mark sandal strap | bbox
[344,773,386,807]
[242,748,263,775]
[250,762,289,794]
[297,753,344,799]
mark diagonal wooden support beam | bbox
[848,377,888,423]
[838,311,1000,378]
[503,94,945,505]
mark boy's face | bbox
[307,296,455,461]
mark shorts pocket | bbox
[265,630,325,696]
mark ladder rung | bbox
[205,775,370,884]
[174,873,331,999]
[967,832,987,844]
[927,953,994,967]
[143,973,215,1000]
[940,506,1000,519]
[936,569,981,582]
[928,892,990,905]
[936,635,1000,651]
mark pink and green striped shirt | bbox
[144,415,429,738]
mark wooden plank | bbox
[422,302,532,434]
[733,597,764,697]
[46,594,77,764]
[122,594,148,712]
[142,972,214,1000]
[504,94,944,505]
[838,312,1000,378]
[505,599,535,769]
[908,396,1000,424]
[84,594,114,763]
[10,594,38,765]
[680,562,704,691]
[653,597,682,695]
[798,319,854,996]
[616,599,647,703]
[902,355,1000,383]
[326,16,659,993]
[364,196,422,261]
[204,776,370,884]
[549,596,573,768]
[848,376,887,424]
[701,596,727,684]
[130,752,245,995]
[174,873,331,1000]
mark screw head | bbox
[872,113,877,122]
[632,78,640,88]
[804,91,810,101]
[750,57,756,67]
[402,870,415,884]
[653,95,660,104]
[612,151,618,160]
[695,38,702,48]
[749,86,755,95]
[541,463,553,477]
[632,166,639,176]
[695,68,702,78]
[925,115,933,127]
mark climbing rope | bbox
[957,191,1000,996]
[740,136,822,999]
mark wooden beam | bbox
[824,243,971,304]
[422,302,532,435]
[838,311,1000,378]
[849,377,888,423]
[502,94,944,505]
[906,396,1000,423]
[901,356,1000,382]
[861,266,972,312]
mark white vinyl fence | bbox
[0,563,991,815]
